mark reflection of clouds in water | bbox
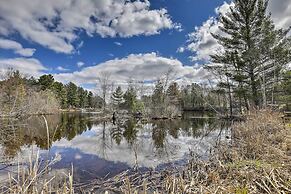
[0,144,49,182]
[52,123,225,168]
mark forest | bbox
[0,67,290,119]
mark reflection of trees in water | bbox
[59,114,89,140]
[0,113,229,160]
[152,121,167,149]
[108,117,225,154]
[98,121,110,158]
[110,118,140,146]
[122,119,138,146]
[110,122,123,145]
[0,113,96,158]
[0,120,22,158]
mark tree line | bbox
[36,74,102,109]
[0,70,102,117]
[109,79,228,118]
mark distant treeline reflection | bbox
[0,113,230,158]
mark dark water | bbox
[0,112,230,182]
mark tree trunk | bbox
[250,70,259,107]
[244,94,249,111]
[227,77,233,117]
[261,71,267,108]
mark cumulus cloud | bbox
[0,38,36,57]
[185,0,291,63]
[54,53,209,88]
[186,17,224,62]
[0,58,46,77]
[0,0,179,54]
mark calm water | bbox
[0,113,230,182]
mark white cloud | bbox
[0,38,36,57]
[186,17,224,62]
[0,57,46,77]
[185,0,291,63]
[215,1,233,15]
[54,53,210,89]
[77,61,85,68]
[114,42,122,46]
[109,7,175,37]
[268,0,291,30]
[0,0,178,54]
[185,1,232,63]
[56,66,69,72]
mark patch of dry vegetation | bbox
[0,151,74,194]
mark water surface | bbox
[0,113,230,182]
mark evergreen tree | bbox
[123,86,137,112]
[38,74,54,90]
[279,70,291,110]
[52,82,67,108]
[152,80,164,105]
[190,83,204,107]
[111,86,124,107]
[77,87,88,108]
[87,91,94,108]
[166,82,180,100]
[66,82,79,107]
[26,76,38,87]
[210,0,290,108]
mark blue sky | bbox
[0,0,290,90]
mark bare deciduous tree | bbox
[97,71,112,111]
[162,67,177,93]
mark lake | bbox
[0,112,230,183]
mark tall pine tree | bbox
[210,0,290,109]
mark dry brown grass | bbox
[227,109,290,164]
[0,151,74,194]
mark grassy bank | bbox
[1,109,290,193]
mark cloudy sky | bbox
[0,0,290,90]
